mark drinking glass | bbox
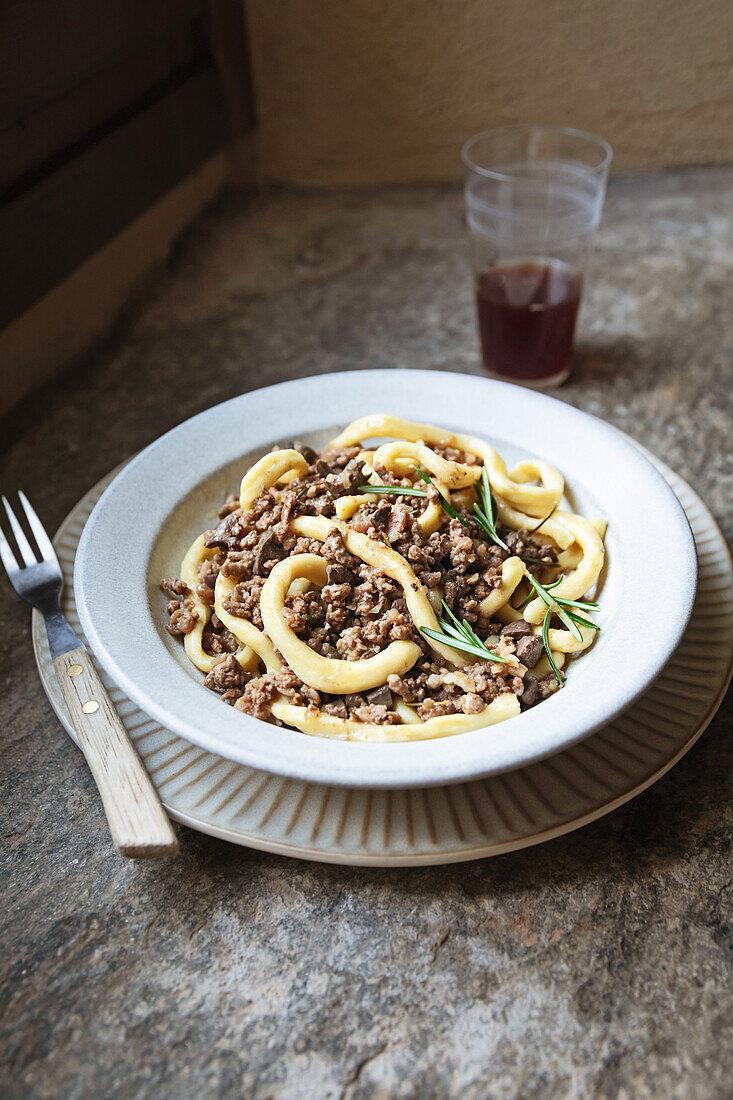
[462,125,612,387]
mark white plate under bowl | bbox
[34,448,731,865]
[74,370,697,788]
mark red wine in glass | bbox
[475,260,582,384]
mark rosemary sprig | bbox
[524,574,601,685]
[413,467,470,526]
[542,609,565,686]
[357,468,600,688]
[528,505,558,534]
[516,574,564,611]
[563,609,601,632]
[357,484,428,498]
[420,601,509,664]
[525,573,583,642]
[516,573,600,633]
[357,472,471,529]
[473,465,510,551]
[552,596,600,612]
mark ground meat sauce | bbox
[162,442,563,725]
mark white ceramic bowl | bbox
[74,370,697,788]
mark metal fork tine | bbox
[0,522,19,576]
[18,491,57,564]
[2,495,37,567]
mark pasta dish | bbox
[161,415,605,742]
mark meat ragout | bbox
[161,440,565,728]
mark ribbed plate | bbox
[32,449,732,865]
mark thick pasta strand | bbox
[179,535,255,674]
[260,554,421,692]
[330,414,564,517]
[277,692,520,743]
[214,573,282,671]
[289,514,468,667]
[478,556,525,619]
[371,440,480,491]
[239,449,308,512]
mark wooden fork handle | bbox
[54,646,179,858]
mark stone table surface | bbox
[1,166,732,1099]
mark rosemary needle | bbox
[357,484,427,497]
[542,609,565,687]
[420,602,509,664]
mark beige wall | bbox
[245,0,733,186]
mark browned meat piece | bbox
[283,595,308,633]
[160,577,188,597]
[202,622,239,655]
[234,678,275,721]
[338,459,366,493]
[519,676,539,707]
[326,562,359,586]
[459,693,486,714]
[385,505,412,542]
[220,549,254,582]
[515,634,544,668]
[321,529,360,568]
[253,528,285,576]
[447,519,476,573]
[505,529,557,564]
[203,654,249,693]
[166,601,198,636]
[537,673,562,700]
[222,577,266,626]
[196,573,217,606]
[204,510,247,550]
[501,619,532,639]
[351,705,400,725]
[365,684,392,707]
[293,441,317,464]
[418,699,460,720]
[321,581,352,607]
[235,667,321,721]
[218,493,240,518]
[221,688,245,705]
[276,490,298,539]
[321,699,348,719]
[371,502,391,530]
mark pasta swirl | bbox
[261,554,421,692]
[329,414,564,517]
[162,414,605,742]
[289,514,468,667]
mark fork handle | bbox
[54,647,179,858]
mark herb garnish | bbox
[528,505,558,534]
[542,610,565,686]
[515,573,600,685]
[358,470,599,687]
[420,601,509,664]
[413,467,468,525]
[472,466,510,551]
[357,484,428,498]
[357,469,471,527]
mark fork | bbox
[0,492,178,859]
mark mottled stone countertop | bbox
[1,167,732,1099]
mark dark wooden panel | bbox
[0,24,201,192]
[207,0,256,138]
[0,0,204,127]
[0,63,226,328]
